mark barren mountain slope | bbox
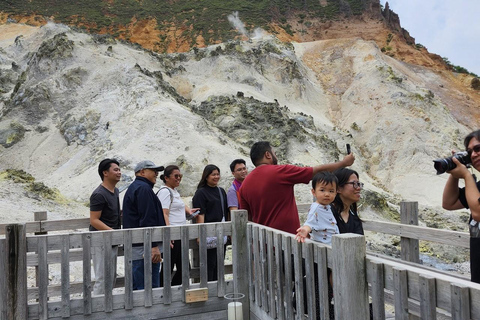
[0,22,476,269]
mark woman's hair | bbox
[197,164,220,189]
[332,168,360,215]
[160,165,180,183]
[312,171,338,189]
[464,130,480,149]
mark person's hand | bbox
[342,153,355,166]
[151,246,162,263]
[447,157,470,179]
[295,226,311,243]
[170,240,174,249]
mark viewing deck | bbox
[1,203,479,319]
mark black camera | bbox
[433,151,471,175]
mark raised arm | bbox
[312,153,355,176]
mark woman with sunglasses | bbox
[442,129,480,283]
[331,167,364,235]
[157,165,199,286]
[192,164,229,281]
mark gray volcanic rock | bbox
[0,23,474,269]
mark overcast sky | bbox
[380,0,479,76]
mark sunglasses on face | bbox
[467,144,480,156]
[173,174,183,179]
[345,181,364,189]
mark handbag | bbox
[206,187,228,249]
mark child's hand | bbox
[295,226,311,243]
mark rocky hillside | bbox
[0,20,477,269]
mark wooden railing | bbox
[247,222,480,320]
[1,204,479,319]
[0,212,249,320]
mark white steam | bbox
[227,11,268,41]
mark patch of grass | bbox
[1,169,63,201]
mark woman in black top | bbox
[192,164,228,281]
[332,168,364,235]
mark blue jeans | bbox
[132,259,160,290]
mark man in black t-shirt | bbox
[89,158,122,295]
[442,129,480,283]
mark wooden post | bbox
[231,210,250,320]
[332,234,369,320]
[0,237,7,320]
[35,211,48,302]
[6,224,28,319]
[400,202,420,263]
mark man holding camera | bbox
[442,129,480,283]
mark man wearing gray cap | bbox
[123,160,166,290]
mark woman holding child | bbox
[192,164,229,281]
[295,167,365,320]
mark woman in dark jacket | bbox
[192,164,229,281]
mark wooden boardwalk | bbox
[1,203,480,319]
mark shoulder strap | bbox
[157,186,173,210]
[217,187,226,221]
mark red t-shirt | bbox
[239,164,313,234]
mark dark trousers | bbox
[471,238,480,283]
[207,245,227,281]
[160,240,184,286]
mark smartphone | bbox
[346,144,351,155]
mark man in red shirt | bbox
[239,141,355,234]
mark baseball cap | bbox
[134,160,165,173]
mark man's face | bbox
[270,148,278,165]
[467,137,480,171]
[104,163,121,184]
[140,168,159,184]
[232,163,248,182]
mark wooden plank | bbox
[82,233,92,315]
[393,267,409,320]
[451,283,470,320]
[185,288,209,303]
[315,245,330,320]
[215,224,225,297]
[247,224,255,307]
[124,230,133,310]
[37,236,49,320]
[163,227,172,304]
[6,224,28,320]
[143,228,153,307]
[104,232,114,312]
[0,239,6,320]
[181,225,190,301]
[283,234,294,320]
[363,220,469,248]
[258,227,268,313]
[252,226,261,306]
[61,234,71,318]
[199,224,208,288]
[28,289,233,319]
[274,232,285,320]
[400,202,420,263]
[0,221,41,235]
[293,238,304,320]
[41,218,90,232]
[231,210,250,319]
[332,234,369,320]
[266,230,276,319]
[419,274,436,320]
[368,260,385,320]
[303,242,316,320]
